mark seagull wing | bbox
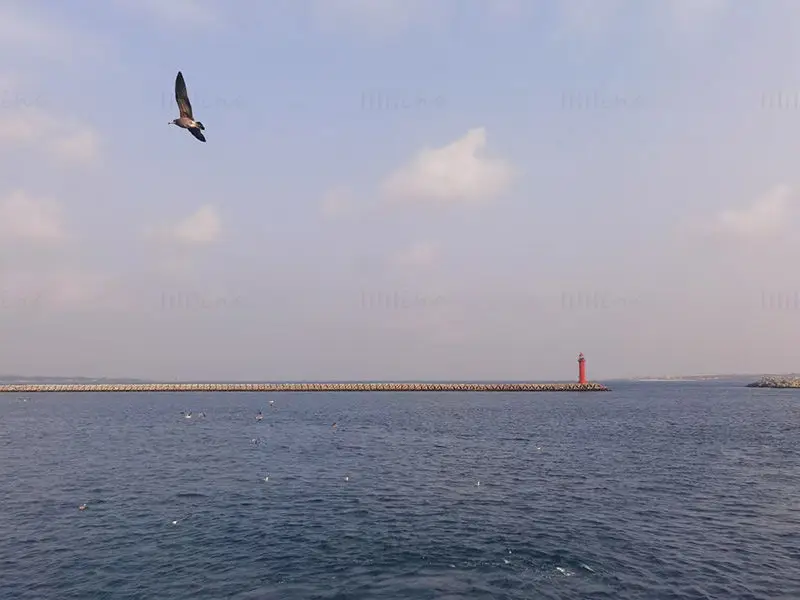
[175,71,194,120]
[188,127,206,142]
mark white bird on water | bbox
[172,513,192,526]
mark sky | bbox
[2,0,800,381]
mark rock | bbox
[746,376,800,388]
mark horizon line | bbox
[0,372,788,383]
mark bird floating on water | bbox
[170,71,206,142]
[172,513,191,526]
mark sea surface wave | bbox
[1,381,798,599]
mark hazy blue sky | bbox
[1,0,800,381]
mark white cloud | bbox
[49,130,101,165]
[0,73,22,92]
[666,0,729,29]
[39,269,114,312]
[484,0,535,21]
[0,190,122,315]
[391,241,439,269]
[382,127,514,205]
[0,108,101,166]
[320,186,355,218]
[147,205,222,245]
[308,0,450,35]
[0,266,143,315]
[114,0,220,29]
[553,0,627,37]
[0,5,74,58]
[0,4,109,64]
[123,0,737,42]
[550,0,732,40]
[0,190,67,243]
[704,185,796,240]
[140,205,222,281]
[172,205,222,244]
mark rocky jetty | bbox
[746,376,800,388]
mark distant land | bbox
[630,373,799,382]
[1,373,796,384]
[0,375,153,384]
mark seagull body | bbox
[170,71,206,142]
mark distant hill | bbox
[0,375,152,384]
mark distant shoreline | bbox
[2,373,784,384]
[634,374,785,382]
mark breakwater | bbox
[746,376,800,388]
[0,382,609,393]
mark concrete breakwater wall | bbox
[0,382,610,393]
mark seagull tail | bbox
[195,121,205,130]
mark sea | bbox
[1,380,798,599]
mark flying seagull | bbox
[170,71,206,142]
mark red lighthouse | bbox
[578,352,587,384]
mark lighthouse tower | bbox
[578,352,587,384]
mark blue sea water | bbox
[1,381,798,599]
